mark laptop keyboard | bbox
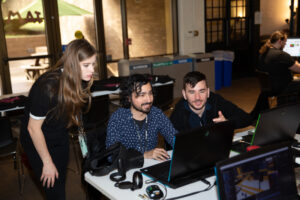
[149,161,171,180]
[158,161,171,180]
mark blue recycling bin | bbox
[212,51,224,90]
[62,44,67,52]
[223,51,234,87]
[212,50,234,89]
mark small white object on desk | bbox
[295,157,300,165]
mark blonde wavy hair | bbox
[259,31,287,55]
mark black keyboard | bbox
[231,142,249,153]
[150,161,171,180]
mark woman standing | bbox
[20,39,96,199]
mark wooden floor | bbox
[0,76,261,200]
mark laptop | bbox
[140,121,234,188]
[215,142,298,200]
[232,103,300,153]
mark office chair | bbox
[256,69,300,108]
[255,69,277,108]
[0,116,25,195]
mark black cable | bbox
[165,179,216,200]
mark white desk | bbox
[0,88,118,113]
[84,130,245,200]
[91,81,174,97]
[84,154,219,200]
[0,92,28,115]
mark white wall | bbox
[177,0,205,54]
[260,0,291,36]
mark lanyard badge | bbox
[78,125,88,158]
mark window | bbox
[205,0,225,45]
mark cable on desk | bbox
[165,179,216,200]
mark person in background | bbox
[170,71,252,132]
[106,74,177,161]
[250,30,300,120]
[20,39,96,199]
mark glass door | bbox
[102,0,124,77]
[1,0,50,94]
[126,0,174,58]
[101,0,175,77]
[229,0,248,46]
[57,0,100,78]
[205,0,249,50]
[205,0,226,50]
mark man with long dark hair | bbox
[106,74,176,160]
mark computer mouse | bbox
[146,185,163,199]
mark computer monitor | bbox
[215,142,298,200]
[283,38,300,57]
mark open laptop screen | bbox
[215,142,298,200]
[141,121,234,188]
[252,103,300,146]
[283,38,300,57]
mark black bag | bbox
[85,142,144,177]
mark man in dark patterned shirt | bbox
[106,74,177,161]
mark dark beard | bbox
[132,102,152,114]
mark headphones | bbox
[111,171,143,191]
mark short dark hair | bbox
[120,74,152,108]
[183,71,207,89]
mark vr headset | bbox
[88,142,144,177]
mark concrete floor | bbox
[0,76,261,200]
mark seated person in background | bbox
[170,71,252,132]
[106,74,177,161]
[250,30,300,120]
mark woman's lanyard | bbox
[77,113,88,158]
[133,116,148,153]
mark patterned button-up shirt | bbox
[106,106,177,153]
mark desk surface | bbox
[84,131,246,200]
[85,154,219,200]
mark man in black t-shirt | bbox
[251,31,300,120]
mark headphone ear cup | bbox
[131,171,143,191]
[110,171,126,182]
[113,171,143,191]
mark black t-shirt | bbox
[20,69,69,147]
[259,48,294,94]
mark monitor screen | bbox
[215,143,298,200]
[283,38,300,57]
